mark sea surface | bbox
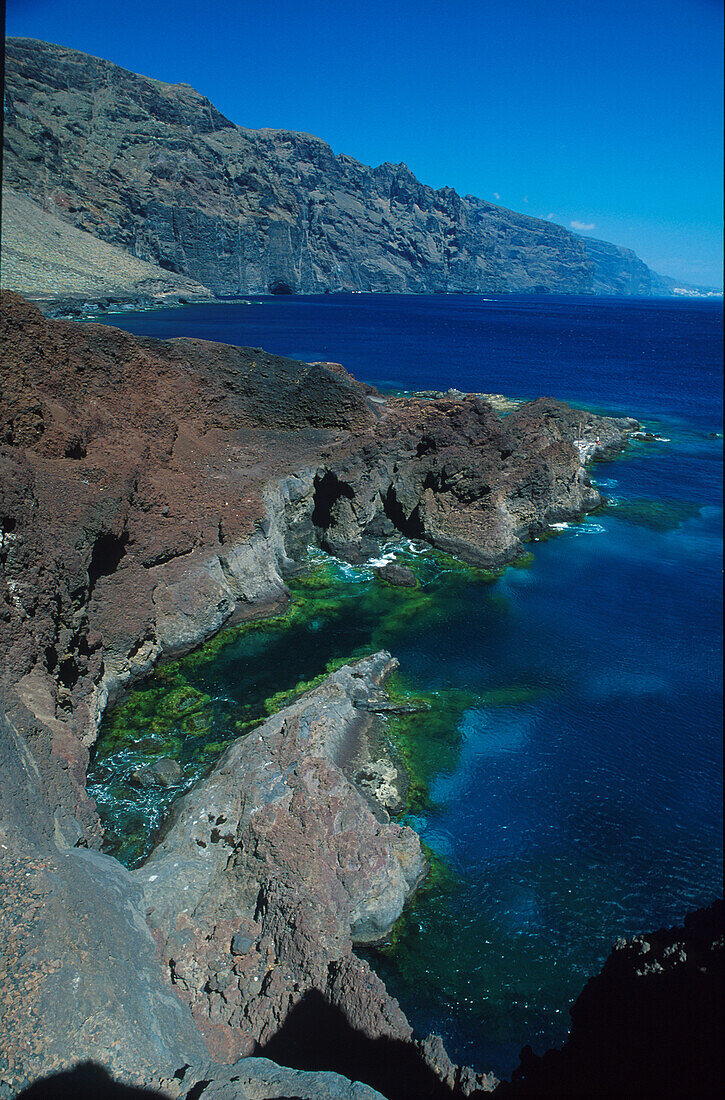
[89,295,723,1076]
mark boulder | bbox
[375,562,418,587]
[129,757,184,788]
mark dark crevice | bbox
[88,531,129,595]
[58,656,79,690]
[142,546,194,569]
[311,471,355,531]
[64,438,87,459]
[185,1083,210,1100]
[382,484,425,539]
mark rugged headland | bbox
[3,37,675,305]
[1,292,721,1098]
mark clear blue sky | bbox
[5,0,723,287]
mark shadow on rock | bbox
[493,899,724,1100]
[255,989,458,1100]
[15,1062,169,1099]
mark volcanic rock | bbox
[495,900,724,1098]
[138,653,425,1061]
[129,757,184,788]
[0,293,640,1095]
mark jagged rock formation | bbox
[0,187,214,311]
[1,292,640,1096]
[495,900,724,1099]
[139,653,426,1062]
[3,37,661,300]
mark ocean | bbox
[88,294,723,1076]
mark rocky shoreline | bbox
[5,289,709,1099]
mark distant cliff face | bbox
[4,37,657,298]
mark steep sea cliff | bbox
[3,37,670,302]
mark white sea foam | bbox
[549,522,570,530]
[577,521,607,536]
[366,552,397,568]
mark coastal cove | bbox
[89,295,723,1077]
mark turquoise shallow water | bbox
[89,296,723,1076]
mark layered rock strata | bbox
[4,37,663,300]
[1,292,641,1094]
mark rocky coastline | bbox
[5,289,717,1099]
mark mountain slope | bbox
[1,187,213,306]
[4,37,658,297]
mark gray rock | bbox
[136,654,425,1061]
[130,757,184,788]
[231,932,256,956]
[183,1057,386,1099]
[355,759,405,814]
[375,562,418,587]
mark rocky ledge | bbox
[1,291,644,1096]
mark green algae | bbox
[89,539,525,866]
[511,550,536,569]
[380,672,483,813]
[605,497,700,532]
[367,849,636,1046]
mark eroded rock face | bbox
[3,38,661,298]
[138,654,424,1062]
[1,292,637,850]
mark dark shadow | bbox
[492,900,725,1099]
[88,530,129,594]
[311,470,355,532]
[255,989,457,1100]
[16,1061,169,1099]
[382,484,424,539]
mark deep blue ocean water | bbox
[96,295,723,1075]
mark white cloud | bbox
[493,191,500,200]
[570,220,596,232]
[546,213,555,221]
[523,195,529,203]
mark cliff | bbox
[3,37,660,300]
[496,900,724,1099]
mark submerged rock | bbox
[129,757,184,788]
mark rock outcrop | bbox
[4,37,664,300]
[139,653,425,1062]
[1,293,641,1096]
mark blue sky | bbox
[5,0,723,287]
